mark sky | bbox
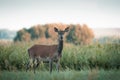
[0,0,120,30]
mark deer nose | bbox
[59,36,63,40]
[61,36,63,39]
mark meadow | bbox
[0,40,120,80]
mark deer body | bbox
[28,45,58,60]
[26,27,69,73]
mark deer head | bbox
[54,27,69,41]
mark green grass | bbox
[0,70,120,80]
[0,42,120,70]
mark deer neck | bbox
[57,40,63,57]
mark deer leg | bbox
[56,59,60,72]
[33,59,36,73]
[36,62,40,68]
[26,60,30,72]
[35,58,40,69]
[49,59,53,74]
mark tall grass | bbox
[0,41,120,71]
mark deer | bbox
[26,27,69,73]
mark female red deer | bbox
[26,27,69,73]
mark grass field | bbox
[0,41,120,70]
[0,69,120,80]
[0,39,120,80]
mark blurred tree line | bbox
[14,23,94,45]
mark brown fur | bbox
[28,45,58,59]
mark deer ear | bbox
[64,27,69,32]
[54,27,58,32]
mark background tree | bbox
[14,28,31,41]
[14,23,94,45]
